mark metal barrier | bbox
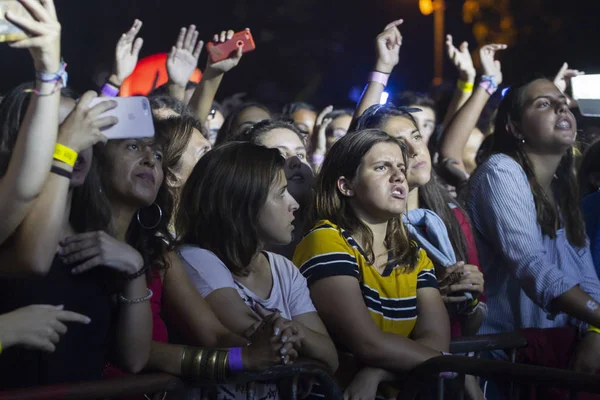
[0,364,344,400]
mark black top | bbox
[0,256,115,389]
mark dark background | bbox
[1,0,599,109]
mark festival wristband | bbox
[457,79,474,93]
[228,347,244,372]
[479,80,497,96]
[53,144,78,167]
[101,83,119,97]
[368,71,389,87]
[589,325,600,335]
[311,153,325,166]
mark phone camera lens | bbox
[237,40,244,47]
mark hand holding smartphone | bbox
[88,97,155,140]
[206,29,256,63]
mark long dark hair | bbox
[245,119,306,146]
[352,104,469,262]
[176,142,285,276]
[489,78,586,247]
[315,129,420,272]
[72,129,177,272]
[215,102,272,146]
[0,82,79,176]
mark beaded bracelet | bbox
[117,288,153,305]
[123,264,149,281]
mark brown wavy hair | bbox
[176,142,285,276]
[314,129,420,272]
[489,78,586,247]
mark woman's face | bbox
[257,169,299,245]
[326,114,352,150]
[382,115,431,190]
[103,138,164,208]
[409,104,436,144]
[206,109,224,145]
[292,109,317,136]
[232,107,270,137]
[343,141,408,223]
[258,128,315,207]
[178,128,211,186]
[519,79,577,154]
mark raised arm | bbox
[439,35,477,130]
[353,19,403,119]
[438,43,506,183]
[165,25,204,102]
[0,0,62,244]
[102,20,144,97]
[188,29,243,124]
[0,92,116,277]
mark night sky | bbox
[1,0,599,110]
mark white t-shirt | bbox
[178,246,317,400]
[179,246,316,319]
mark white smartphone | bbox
[89,96,155,140]
[571,75,600,117]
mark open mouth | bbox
[391,185,407,199]
[288,173,305,182]
[555,117,572,130]
[136,172,156,185]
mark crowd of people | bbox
[0,1,599,399]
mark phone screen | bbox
[572,75,600,100]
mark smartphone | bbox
[89,96,155,140]
[572,75,600,117]
[0,0,35,42]
[206,29,256,63]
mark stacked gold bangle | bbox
[181,347,230,381]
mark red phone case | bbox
[207,29,256,63]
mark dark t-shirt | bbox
[0,256,114,389]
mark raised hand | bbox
[58,91,117,152]
[479,43,507,86]
[553,62,584,107]
[5,0,61,72]
[374,19,403,74]
[112,19,144,86]
[167,25,204,88]
[0,305,90,353]
[446,34,476,82]
[59,231,144,276]
[206,30,243,74]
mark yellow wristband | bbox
[457,79,474,93]
[53,143,78,167]
[589,325,600,335]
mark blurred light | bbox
[419,0,434,15]
[501,87,510,98]
[380,91,389,104]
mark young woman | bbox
[244,120,315,258]
[214,102,272,145]
[175,142,338,399]
[293,130,450,400]
[579,140,600,275]
[466,78,600,389]
[282,102,318,136]
[352,104,486,337]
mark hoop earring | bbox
[137,203,163,230]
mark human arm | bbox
[0,304,90,353]
[0,92,116,277]
[166,25,203,102]
[439,35,477,130]
[353,19,403,120]
[468,158,600,327]
[188,29,243,123]
[59,231,152,372]
[0,0,62,244]
[162,251,248,348]
[438,43,506,183]
[103,19,143,95]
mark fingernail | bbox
[280,348,287,355]
[281,336,288,343]
[84,317,91,324]
[274,328,280,336]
